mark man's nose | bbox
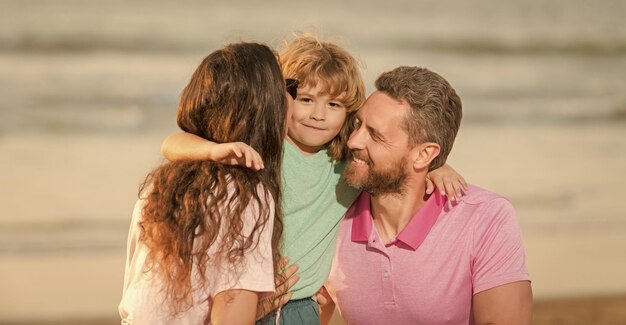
[347,126,365,149]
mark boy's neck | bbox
[285,136,322,156]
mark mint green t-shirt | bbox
[281,140,360,299]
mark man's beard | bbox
[343,153,408,196]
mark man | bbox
[320,67,532,324]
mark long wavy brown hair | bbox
[138,42,287,315]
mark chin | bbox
[343,167,367,186]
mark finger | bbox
[460,176,468,190]
[242,147,257,170]
[226,158,240,166]
[244,149,253,168]
[452,180,464,199]
[443,178,456,200]
[280,264,299,282]
[276,274,300,295]
[245,147,264,171]
[252,152,263,171]
[453,176,467,199]
[254,152,264,170]
[425,177,434,195]
[434,178,446,197]
[278,257,290,270]
[315,292,328,306]
[274,291,294,308]
[231,145,243,158]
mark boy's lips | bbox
[302,124,326,131]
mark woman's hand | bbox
[256,258,300,320]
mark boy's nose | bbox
[310,105,325,121]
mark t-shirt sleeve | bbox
[209,191,276,297]
[122,199,144,293]
[471,198,530,295]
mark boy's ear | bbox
[411,142,440,170]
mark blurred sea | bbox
[1,0,625,323]
[1,0,626,135]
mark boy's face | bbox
[285,81,347,155]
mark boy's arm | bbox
[425,163,468,201]
[161,132,264,170]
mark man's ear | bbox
[411,142,440,170]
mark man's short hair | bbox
[375,67,462,170]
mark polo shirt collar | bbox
[350,192,373,242]
[351,189,446,251]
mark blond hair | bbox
[279,33,366,161]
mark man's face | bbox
[343,91,413,196]
[285,81,347,155]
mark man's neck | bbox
[370,178,428,244]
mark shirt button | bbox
[383,271,389,278]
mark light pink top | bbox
[325,186,530,325]
[119,184,275,324]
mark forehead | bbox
[299,76,347,100]
[358,91,408,127]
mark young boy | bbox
[161,34,466,324]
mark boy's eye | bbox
[328,102,344,109]
[298,97,313,103]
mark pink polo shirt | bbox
[325,186,530,325]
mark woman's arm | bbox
[211,289,260,325]
[161,132,264,170]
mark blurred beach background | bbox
[0,0,625,324]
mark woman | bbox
[119,42,294,324]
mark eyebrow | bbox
[297,87,346,100]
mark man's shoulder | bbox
[459,185,510,206]
[451,185,517,227]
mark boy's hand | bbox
[161,132,263,169]
[317,286,336,325]
[315,286,330,307]
[210,142,264,171]
[256,258,300,320]
[425,163,468,202]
